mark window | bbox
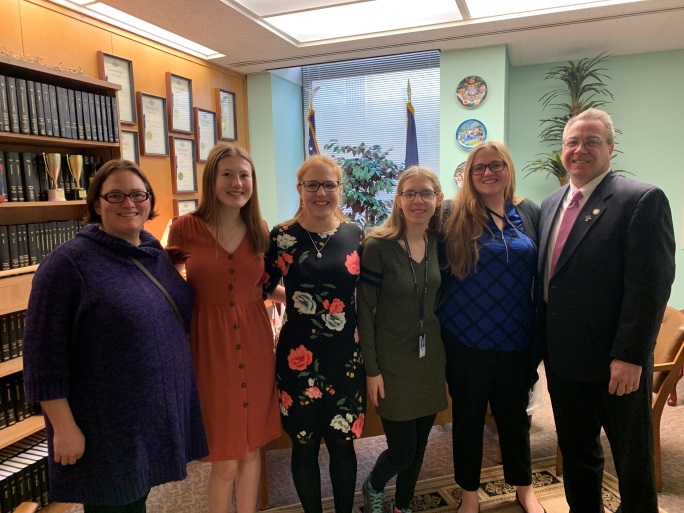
[302,50,441,174]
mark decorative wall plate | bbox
[454,161,466,188]
[456,119,487,150]
[456,76,487,107]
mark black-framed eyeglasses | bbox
[399,190,439,201]
[471,161,507,175]
[298,180,341,192]
[563,138,605,150]
[100,191,151,203]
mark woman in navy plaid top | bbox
[438,142,544,513]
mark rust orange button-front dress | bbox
[167,214,282,460]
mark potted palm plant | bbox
[524,53,616,185]
[323,140,400,226]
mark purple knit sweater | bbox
[23,224,208,505]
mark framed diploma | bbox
[216,88,237,141]
[194,108,217,162]
[174,198,199,216]
[170,136,197,193]
[97,52,136,124]
[166,73,193,133]
[121,130,139,164]
[137,92,169,157]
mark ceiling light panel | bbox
[234,0,371,17]
[264,0,462,42]
[465,0,607,19]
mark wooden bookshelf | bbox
[0,271,34,315]
[0,416,44,450]
[0,358,23,379]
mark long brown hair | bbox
[194,142,269,256]
[281,154,347,226]
[367,166,442,241]
[443,141,523,278]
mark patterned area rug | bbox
[265,457,667,513]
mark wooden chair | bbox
[554,306,684,491]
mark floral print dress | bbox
[264,221,366,444]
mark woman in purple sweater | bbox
[23,160,207,513]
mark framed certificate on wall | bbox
[121,130,139,164]
[216,88,237,141]
[170,136,197,193]
[97,52,136,124]
[166,73,193,133]
[173,198,199,216]
[194,108,217,162]
[137,92,169,156]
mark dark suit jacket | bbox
[538,171,676,383]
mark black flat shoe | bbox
[515,491,547,513]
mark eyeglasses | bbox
[100,191,151,203]
[471,161,506,175]
[298,180,341,192]
[563,138,605,150]
[399,190,439,201]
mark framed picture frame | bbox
[194,107,217,162]
[170,136,198,193]
[216,88,237,141]
[97,51,136,124]
[166,73,194,133]
[136,92,169,157]
[173,198,199,216]
[121,130,139,164]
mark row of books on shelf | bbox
[0,151,103,203]
[0,74,119,143]
[0,311,24,364]
[0,221,83,271]
[0,375,39,432]
[0,432,50,511]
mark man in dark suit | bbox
[538,108,675,513]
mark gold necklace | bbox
[305,228,335,259]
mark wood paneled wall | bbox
[1,0,249,238]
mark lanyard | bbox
[403,234,429,334]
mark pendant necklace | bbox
[306,229,334,259]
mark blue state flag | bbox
[405,102,419,168]
[308,108,320,156]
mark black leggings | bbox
[83,493,148,513]
[369,415,436,510]
[291,435,357,513]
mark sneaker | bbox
[389,500,412,513]
[363,475,385,513]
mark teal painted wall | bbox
[440,46,508,199]
[509,49,684,307]
[247,73,304,228]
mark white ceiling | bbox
[99,0,684,74]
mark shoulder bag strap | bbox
[127,255,185,328]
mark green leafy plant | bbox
[323,140,400,226]
[524,52,619,184]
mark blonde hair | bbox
[194,142,269,256]
[367,166,442,241]
[443,141,523,278]
[281,154,347,226]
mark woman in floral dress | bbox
[264,154,365,513]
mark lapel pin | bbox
[585,215,592,222]
[593,209,600,215]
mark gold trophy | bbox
[43,153,66,201]
[66,154,86,200]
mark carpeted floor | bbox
[60,364,684,513]
[264,456,665,513]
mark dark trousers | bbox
[444,335,532,491]
[84,493,148,513]
[545,361,658,513]
[370,414,437,509]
